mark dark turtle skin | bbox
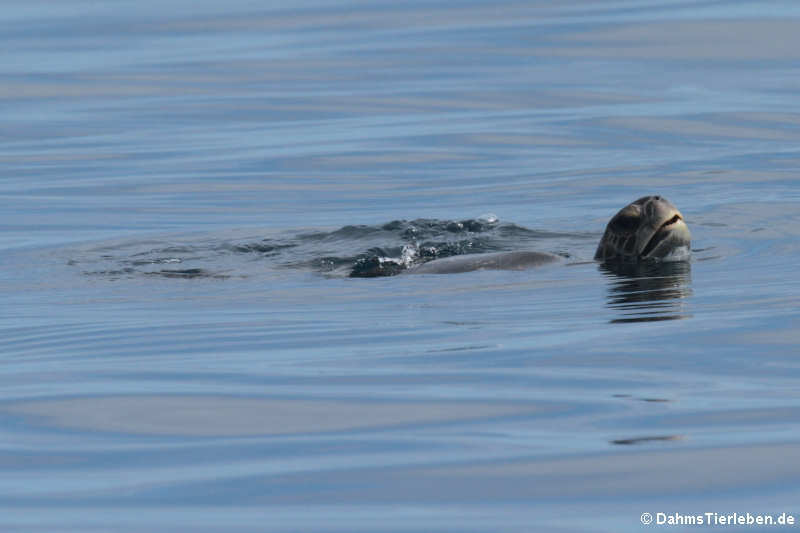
[409,250,560,274]
[594,196,690,262]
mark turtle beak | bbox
[639,211,690,259]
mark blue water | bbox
[2,1,800,532]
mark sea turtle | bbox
[407,195,690,274]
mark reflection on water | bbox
[600,261,692,323]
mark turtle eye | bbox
[611,214,639,232]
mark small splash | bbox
[349,256,405,278]
[399,243,419,266]
[345,217,531,277]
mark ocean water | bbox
[2,1,800,532]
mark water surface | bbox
[2,1,800,532]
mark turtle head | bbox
[594,196,691,262]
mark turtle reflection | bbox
[600,261,692,323]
